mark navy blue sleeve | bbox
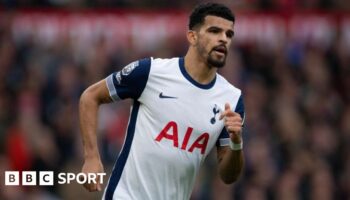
[106,58,151,100]
[216,94,245,147]
[235,95,245,126]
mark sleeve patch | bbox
[121,61,139,76]
[115,72,122,84]
[105,58,151,101]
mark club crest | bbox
[210,104,220,124]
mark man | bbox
[79,2,245,200]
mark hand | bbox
[219,103,243,144]
[81,157,104,192]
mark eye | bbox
[226,31,234,39]
[210,29,219,34]
[208,27,221,34]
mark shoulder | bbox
[215,74,245,119]
[147,57,181,76]
[150,57,179,67]
[215,73,242,97]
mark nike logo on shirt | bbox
[159,92,177,99]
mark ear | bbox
[187,30,197,46]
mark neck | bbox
[184,48,217,85]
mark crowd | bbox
[1,0,350,10]
[0,5,350,200]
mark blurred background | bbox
[1,0,350,200]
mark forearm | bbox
[78,80,112,192]
[218,148,244,184]
[79,80,112,160]
[79,90,101,159]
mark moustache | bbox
[212,45,227,55]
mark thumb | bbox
[96,175,102,191]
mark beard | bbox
[196,41,227,68]
[207,50,226,68]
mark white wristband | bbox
[229,140,243,151]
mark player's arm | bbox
[79,79,112,192]
[216,103,244,184]
[79,58,150,192]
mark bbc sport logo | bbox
[5,171,106,186]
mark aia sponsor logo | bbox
[155,121,209,155]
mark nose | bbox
[219,33,228,44]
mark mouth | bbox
[212,45,227,56]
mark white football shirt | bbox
[103,57,245,200]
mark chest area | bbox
[142,76,225,132]
[140,76,230,154]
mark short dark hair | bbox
[189,3,235,30]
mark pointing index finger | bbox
[224,103,231,111]
[219,103,231,120]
